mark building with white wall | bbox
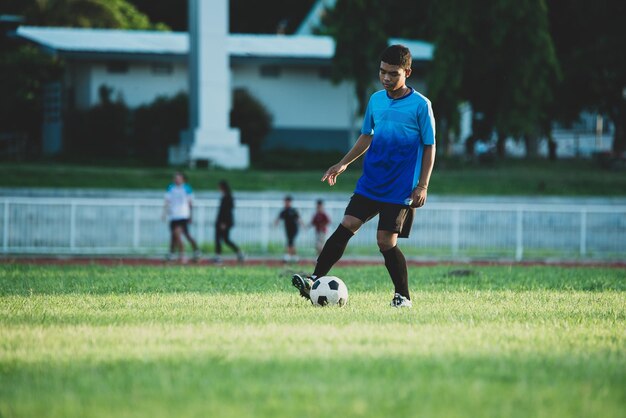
[16,26,433,154]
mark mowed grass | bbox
[2,158,626,195]
[0,264,624,418]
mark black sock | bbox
[313,224,354,278]
[381,246,410,299]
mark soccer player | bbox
[292,45,436,308]
[310,199,331,255]
[163,172,200,262]
[214,180,245,264]
[274,195,303,262]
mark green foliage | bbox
[428,0,560,151]
[64,88,271,163]
[134,92,188,163]
[323,0,389,114]
[65,86,131,158]
[0,45,63,154]
[0,264,624,418]
[547,0,626,154]
[3,0,168,30]
[230,89,273,163]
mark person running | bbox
[275,195,303,262]
[163,172,200,262]
[214,180,244,264]
[291,45,436,308]
[310,199,331,256]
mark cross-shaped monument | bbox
[170,0,249,168]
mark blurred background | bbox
[0,0,624,261]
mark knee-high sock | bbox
[381,246,410,299]
[313,224,354,278]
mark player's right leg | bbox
[291,216,360,300]
[291,273,314,300]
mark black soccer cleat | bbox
[292,274,314,300]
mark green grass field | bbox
[0,264,624,418]
[2,158,625,195]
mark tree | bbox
[548,0,626,155]
[0,0,166,157]
[230,89,272,163]
[2,0,167,30]
[427,0,560,158]
[322,0,389,114]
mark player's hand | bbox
[321,163,347,186]
[410,187,427,208]
[188,217,193,224]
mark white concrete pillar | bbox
[170,0,249,168]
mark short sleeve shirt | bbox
[356,88,436,205]
[165,183,193,220]
[279,207,300,231]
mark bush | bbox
[65,88,272,163]
[134,92,188,163]
[65,85,131,158]
[230,88,272,163]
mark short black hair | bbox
[285,195,293,201]
[316,199,323,205]
[380,44,412,69]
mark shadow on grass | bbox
[1,353,623,418]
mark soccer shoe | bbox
[191,250,201,262]
[390,293,413,308]
[237,251,246,263]
[292,274,314,300]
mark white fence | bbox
[1,197,625,260]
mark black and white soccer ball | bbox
[310,276,348,307]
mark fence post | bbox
[3,201,8,253]
[451,208,460,257]
[70,201,76,251]
[580,209,587,257]
[261,202,270,253]
[515,208,524,261]
[133,203,140,250]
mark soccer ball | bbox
[310,276,348,307]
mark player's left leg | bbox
[378,231,411,307]
[378,204,413,308]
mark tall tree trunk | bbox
[496,132,506,158]
[524,134,539,158]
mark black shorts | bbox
[344,193,415,238]
[285,227,298,246]
[170,219,190,233]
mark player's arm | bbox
[321,134,373,186]
[410,99,436,208]
[410,144,435,208]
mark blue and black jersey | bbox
[356,88,436,205]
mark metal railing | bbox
[1,197,625,260]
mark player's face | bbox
[174,174,184,185]
[379,61,411,93]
